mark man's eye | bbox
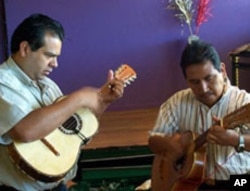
[206,76,214,82]
[190,81,200,85]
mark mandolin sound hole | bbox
[59,114,82,134]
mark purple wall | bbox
[2,0,250,110]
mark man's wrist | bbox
[235,134,245,152]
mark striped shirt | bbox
[152,85,250,180]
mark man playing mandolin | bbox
[0,14,125,191]
[149,40,250,191]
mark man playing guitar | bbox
[149,40,250,191]
[0,14,125,191]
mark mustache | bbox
[199,91,213,98]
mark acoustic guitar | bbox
[7,64,137,182]
[149,103,250,191]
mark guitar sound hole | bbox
[175,155,186,171]
[59,114,82,134]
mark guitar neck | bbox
[99,81,113,96]
[193,102,250,151]
[193,118,224,151]
[194,129,209,151]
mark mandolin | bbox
[149,103,250,191]
[7,64,137,182]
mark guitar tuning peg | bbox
[126,79,131,83]
[130,78,135,81]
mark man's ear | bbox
[220,62,227,79]
[19,41,30,57]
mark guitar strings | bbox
[60,116,90,144]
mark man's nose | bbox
[50,57,58,68]
[200,81,209,92]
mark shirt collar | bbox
[6,57,48,89]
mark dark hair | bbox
[180,40,221,78]
[11,13,65,54]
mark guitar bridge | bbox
[75,130,91,145]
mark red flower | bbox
[196,0,212,34]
